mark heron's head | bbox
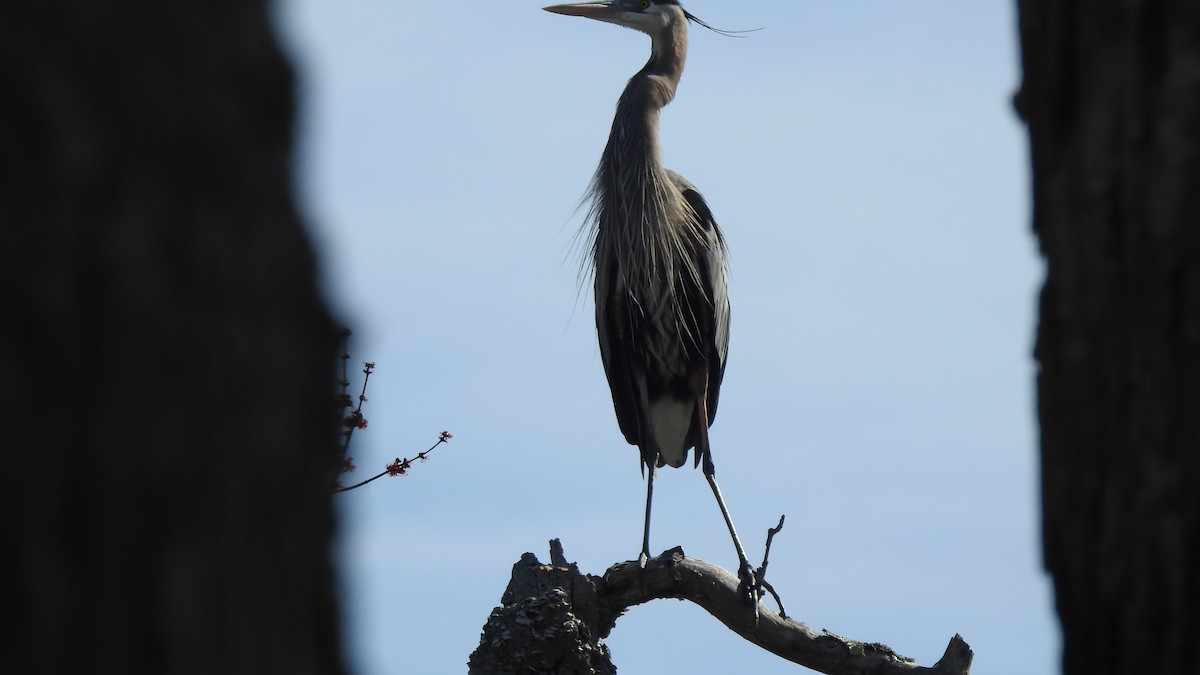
[544,1,746,40]
[543,0,686,37]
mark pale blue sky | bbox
[277,1,1058,672]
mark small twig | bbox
[755,514,787,618]
[340,361,375,455]
[760,579,786,620]
[334,431,453,493]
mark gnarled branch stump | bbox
[469,541,972,675]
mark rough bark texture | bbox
[1016,1,1200,674]
[1,3,344,673]
[470,543,617,675]
[470,543,972,675]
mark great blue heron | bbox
[544,0,757,598]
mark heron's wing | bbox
[595,259,647,453]
[674,176,730,423]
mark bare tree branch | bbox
[470,543,972,675]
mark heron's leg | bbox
[694,389,758,606]
[640,456,656,568]
[699,426,754,581]
[702,455,751,570]
[702,447,759,610]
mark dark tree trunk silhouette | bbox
[1016,2,1200,674]
[1,3,344,673]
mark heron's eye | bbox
[637,0,650,9]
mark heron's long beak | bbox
[543,1,621,19]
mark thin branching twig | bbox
[333,330,452,492]
[335,431,453,492]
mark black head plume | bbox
[678,4,761,38]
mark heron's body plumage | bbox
[585,11,729,470]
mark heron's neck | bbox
[597,24,689,242]
[629,26,688,111]
[608,26,687,168]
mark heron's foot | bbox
[737,560,759,603]
[735,559,761,625]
